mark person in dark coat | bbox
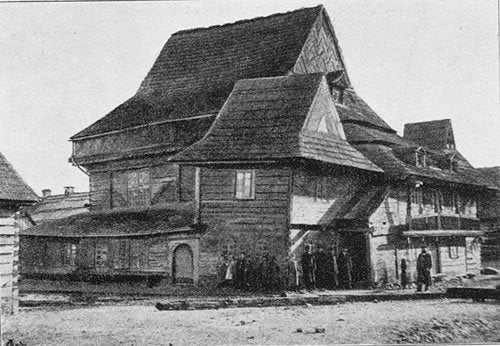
[266,256,281,292]
[216,255,229,287]
[285,254,300,291]
[337,248,353,289]
[400,258,408,289]
[257,254,269,291]
[416,246,432,292]
[246,255,258,291]
[325,247,339,289]
[301,245,316,290]
[235,252,248,289]
[314,246,329,289]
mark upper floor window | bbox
[415,150,426,167]
[235,170,255,199]
[315,176,328,202]
[411,187,424,214]
[128,169,150,207]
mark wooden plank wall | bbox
[0,214,18,314]
[198,167,291,279]
[88,162,195,211]
[290,168,366,225]
[369,186,474,285]
[20,236,171,276]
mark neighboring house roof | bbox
[71,5,326,140]
[0,151,38,203]
[171,74,382,173]
[28,192,90,223]
[477,167,500,189]
[403,119,455,149]
[20,203,194,237]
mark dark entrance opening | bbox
[340,231,369,288]
[172,244,194,284]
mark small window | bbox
[255,239,269,256]
[95,243,108,268]
[449,244,459,259]
[411,187,424,214]
[452,191,460,214]
[416,151,426,167]
[65,243,77,267]
[434,191,443,213]
[315,176,328,202]
[235,170,255,199]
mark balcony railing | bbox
[409,215,480,231]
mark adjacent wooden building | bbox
[0,151,37,313]
[477,167,500,269]
[26,5,496,287]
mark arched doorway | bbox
[172,244,194,284]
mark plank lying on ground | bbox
[447,287,500,301]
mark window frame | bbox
[234,170,256,200]
[127,168,151,208]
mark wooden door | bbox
[172,244,194,283]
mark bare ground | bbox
[3,299,500,345]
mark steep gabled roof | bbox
[71,5,325,140]
[0,151,38,203]
[171,74,381,173]
[403,119,455,149]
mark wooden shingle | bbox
[0,151,38,203]
[172,74,381,173]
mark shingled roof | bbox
[171,74,381,173]
[28,191,90,223]
[0,151,38,203]
[403,119,455,149]
[72,5,327,140]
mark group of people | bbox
[400,246,433,292]
[217,244,355,292]
[217,253,282,292]
[294,245,354,291]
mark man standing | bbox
[285,254,300,292]
[337,248,353,289]
[325,246,339,289]
[235,252,248,289]
[416,246,432,292]
[301,245,316,290]
[314,246,328,290]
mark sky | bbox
[0,0,499,196]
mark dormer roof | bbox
[403,119,455,149]
[171,74,381,173]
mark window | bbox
[332,88,344,104]
[452,191,460,214]
[434,191,443,213]
[448,244,459,259]
[255,239,269,256]
[128,169,151,207]
[95,243,108,268]
[415,150,426,167]
[64,243,77,267]
[411,187,424,214]
[315,176,328,202]
[235,170,255,199]
[113,240,130,269]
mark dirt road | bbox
[3,299,500,345]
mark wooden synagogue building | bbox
[20,5,496,288]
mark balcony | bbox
[404,215,483,238]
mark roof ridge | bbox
[172,5,323,36]
[405,119,451,125]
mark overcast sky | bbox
[0,0,499,196]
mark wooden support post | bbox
[194,167,201,224]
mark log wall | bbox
[197,167,291,282]
[0,210,19,314]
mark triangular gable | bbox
[303,78,346,139]
[293,7,351,85]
